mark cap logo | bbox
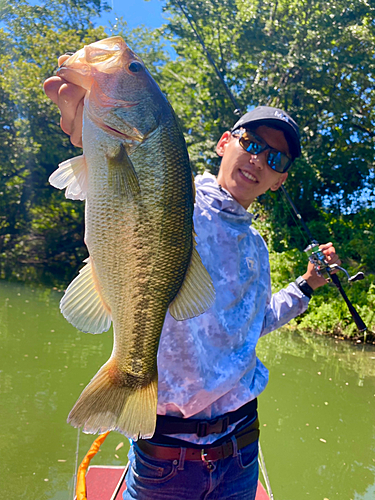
[274,110,290,123]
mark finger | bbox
[324,249,341,267]
[43,76,65,105]
[319,242,333,252]
[69,99,84,148]
[43,53,74,102]
[58,82,85,141]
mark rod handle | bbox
[330,274,367,332]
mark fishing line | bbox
[72,428,81,500]
[174,0,242,114]
[108,0,118,35]
[258,442,274,500]
[278,187,310,248]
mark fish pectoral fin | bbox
[60,257,112,333]
[169,246,216,321]
[107,143,141,198]
[49,155,88,200]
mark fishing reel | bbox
[304,241,367,332]
[304,241,365,283]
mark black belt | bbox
[137,418,259,462]
[154,398,257,438]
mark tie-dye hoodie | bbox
[156,172,309,444]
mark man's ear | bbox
[270,172,288,191]
[216,131,232,157]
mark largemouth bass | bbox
[49,37,215,439]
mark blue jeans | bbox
[123,438,259,500]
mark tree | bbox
[0,0,108,283]
[158,0,375,251]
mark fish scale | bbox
[49,36,215,439]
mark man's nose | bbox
[249,153,264,169]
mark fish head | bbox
[57,37,136,88]
[58,36,166,141]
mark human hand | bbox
[302,242,341,290]
[43,55,85,148]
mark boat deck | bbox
[83,465,270,499]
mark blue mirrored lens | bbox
[268,151,282,170]
[235,129,292,173]
[245,141,264,155]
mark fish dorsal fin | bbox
[49,155,88,200]
[60,257,112,334]
[106,143,141,198]
[169,244,215,321]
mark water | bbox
[1,281,374,500]
[257,330,375,500]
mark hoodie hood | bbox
[195,172,254,223]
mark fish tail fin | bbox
[67,359,158,440]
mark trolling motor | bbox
[281,186,367,333]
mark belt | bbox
[155,398,257,437]
[137,418,259,462]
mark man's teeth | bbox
[241,170,256,182]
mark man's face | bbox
[216,125,290,209]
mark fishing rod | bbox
[176,0,368,333]
[281,186,367,332]
[174,0,242,115]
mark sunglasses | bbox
[232,128,293,173]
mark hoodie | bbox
[156,172,309,444]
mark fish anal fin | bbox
[107,143,141,198]
[49,155,88,200]
[68,360,158,440]
[169,244,216,321]
[60,257,112,334]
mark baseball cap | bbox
[231,106,301,159]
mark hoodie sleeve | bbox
[260,279,310,337]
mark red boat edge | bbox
[80,465,270,500]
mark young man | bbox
[44,67,340,500]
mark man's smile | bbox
[239,169,258,183]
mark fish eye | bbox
[128,61,144,73]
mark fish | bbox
[48,36,215,440]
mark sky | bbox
[20,0,167,31]
[97,0,167,31]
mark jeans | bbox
[123,438,259,500]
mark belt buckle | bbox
[197,415,230,437]
[221,415,229,433]
[201,448,209,462]
[197,421,209,437]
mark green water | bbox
[1,281,374,500]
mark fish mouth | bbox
[87,106,144,143]
[84,81,143,142]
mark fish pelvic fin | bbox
[60,257,112,334]
[106,143,141,199]
[49,155,88,200]
[169,244,216,321]
[67,360,158,440]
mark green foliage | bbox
[253,205,375,336]
[160,0,375,215]
[0,0,108,284]
[109,18,170,88]
[1,0,374,337]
